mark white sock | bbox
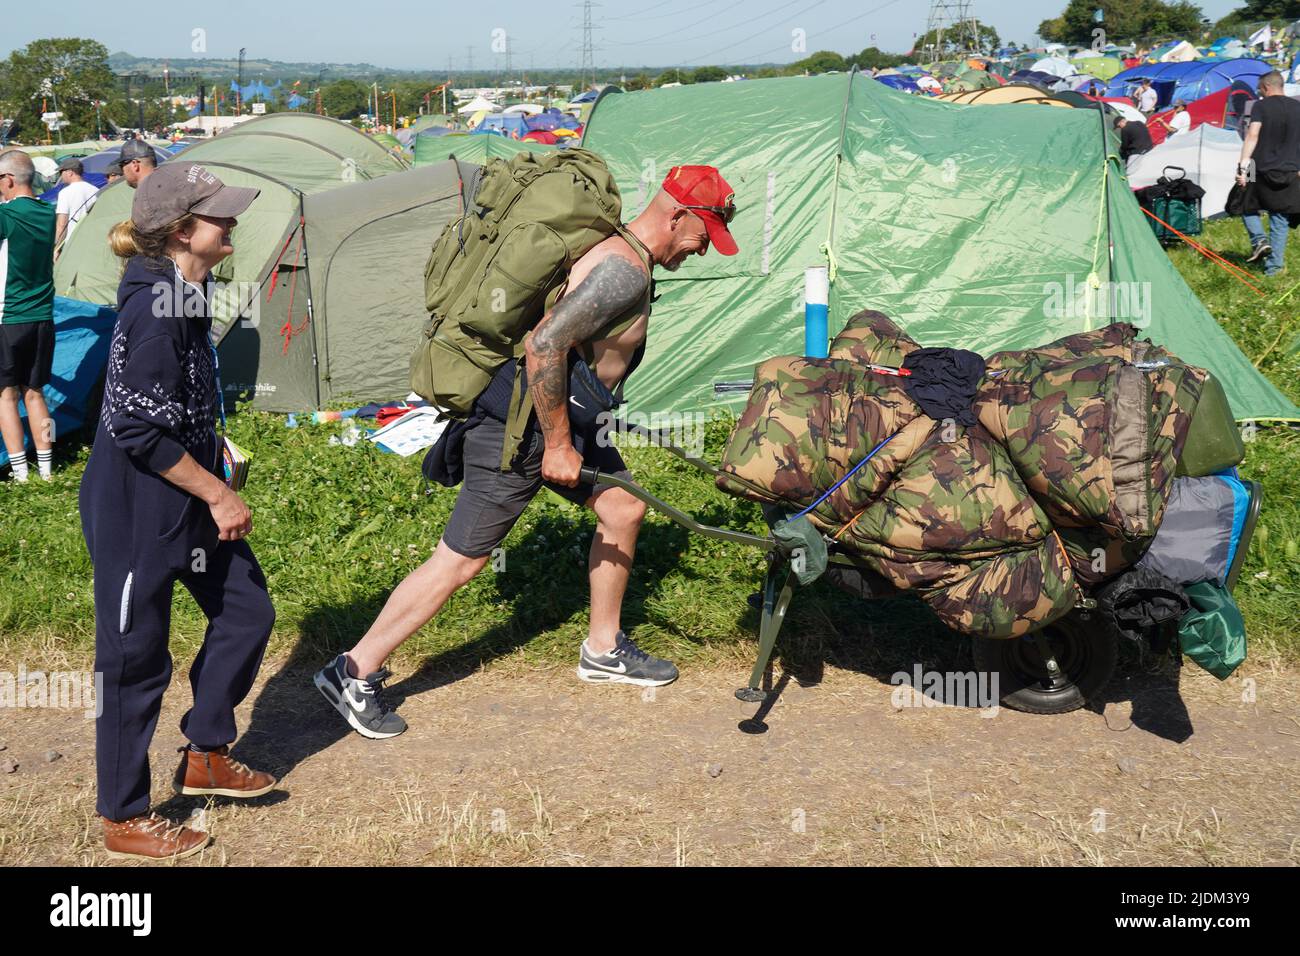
[9,454,28,482]
[37,448,53,479]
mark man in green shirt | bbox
[0,149,56,482]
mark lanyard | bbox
[172,261,225,437]
[210,341,226,436]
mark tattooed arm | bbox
[525,249,648,486]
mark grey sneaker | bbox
[1248,240,1272,263]
[577,632,679,687]
[313,655,407,739]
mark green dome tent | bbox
[216,161,464,409]
[412,131,554,168]
[54,113,413,411]
[580,72,1297,422]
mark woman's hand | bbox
[210,486,253,541]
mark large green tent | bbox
[412,132,554,167]
[57,113,407,308]
[216,161,462,410]
[582,72,1298,422]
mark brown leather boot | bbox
[102,813,211,860]
[173,745,276,799]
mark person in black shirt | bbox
[1238,70,1300,275]
[1115,116,1153,166]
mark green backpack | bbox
[410,147,626,417]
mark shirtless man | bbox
[315,165,739,738]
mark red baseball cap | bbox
[661,165,739,256]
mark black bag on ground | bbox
[1135,167,1205,241]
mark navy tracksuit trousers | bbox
[92,540,274,821]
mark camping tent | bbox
[1071,55,1124,80]
[1106,58,1271,110]
[1145,85,1236,145]
[876,74,921,93]
[935,84,1072,107]
[474,113,529,136]
[1160,40,1200,62]
[1010,69,1073,91]
[456,95,497,115]
[412,131,553,167]
[53,114,409,410]
[0,297,116,467]
[580,72,1297,422]
[215,161,465,410]
[1031,56,1077,78]
[952,69,1000,90]
[1127,124,1241,219]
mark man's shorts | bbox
[0,321,56,390]
[442,414,632,558]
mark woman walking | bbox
[80,162,277,860]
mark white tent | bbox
[1031,56,1077,78]
[1160,40,1200,62]
[456,95,497,115]
[1127,125,1241,219]
[1108,100,1145,123]
[502,103,544,115]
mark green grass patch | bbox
[2,214,1298,671]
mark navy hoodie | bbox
[80,256,222,571]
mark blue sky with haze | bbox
[4,1,1244,71]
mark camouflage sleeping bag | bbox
[716,311,1220,640]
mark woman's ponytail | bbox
[108,220,141,258]
[108,215,196,261]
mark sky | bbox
[2,0,1247,72]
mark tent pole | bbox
[295,193,323,409]
[1097,100,1116,322]
[821,66,857,330]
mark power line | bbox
[677,0,827,65]
[603,0,760,47]
[604,0,724,22]
[685,0,910,66]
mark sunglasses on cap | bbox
[677,199,737,224]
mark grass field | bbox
[2,215,1298,673]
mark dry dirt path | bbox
[2,654,1297,866]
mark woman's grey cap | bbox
[131,162,259,232]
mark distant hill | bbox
[107,52,429,81]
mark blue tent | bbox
[1106,59,1271,109]
[39,175,108,205]
[569,89,600,104]
[1011,69,1067,90]
[229,79,280,101]
[874,74,920,93]
[524,109,581,132]
[0,297,116,468]
[80,143,170,174]
[475,113,528,136]
[39,142,171,205]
